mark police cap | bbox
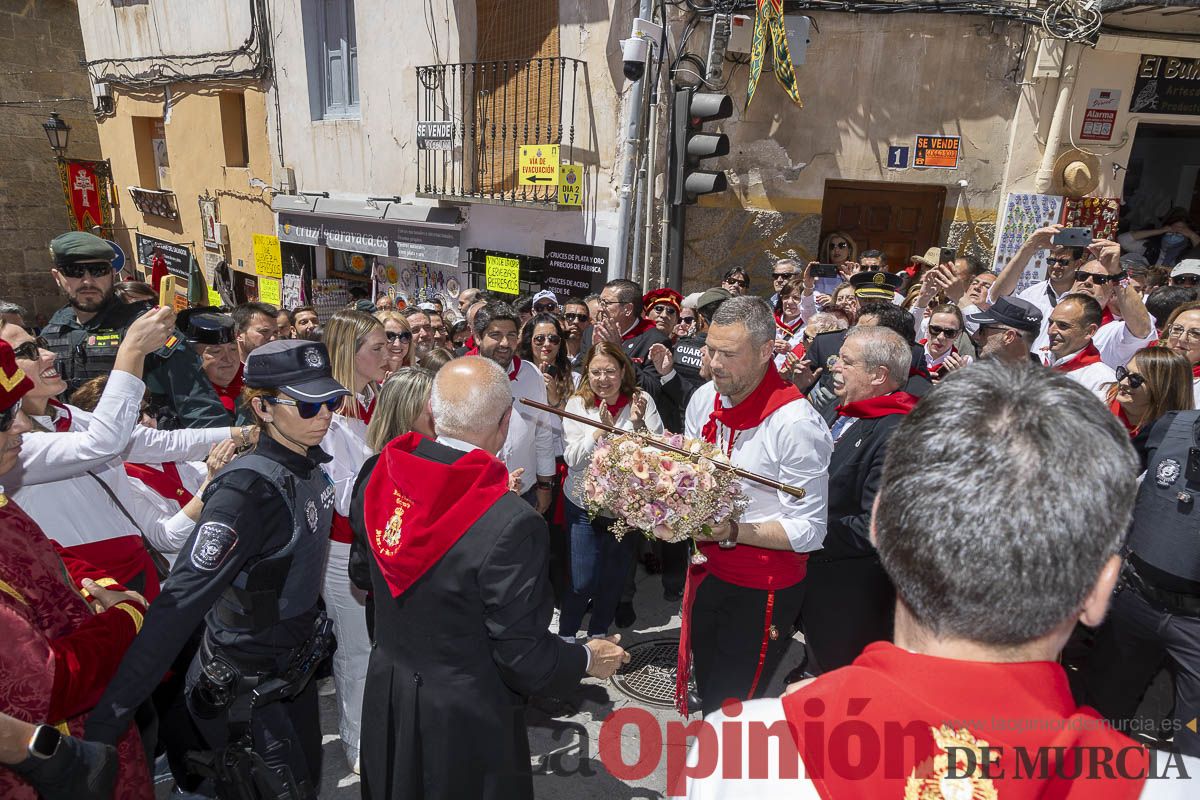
[187,313,235,346]
[49,231,116,268]
[244,339,349,403]
[850,270,903,300]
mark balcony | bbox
[414,57,584,206]
[127,187,180,220]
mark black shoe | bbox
[686,689,703,715]
[663,588,684,602]
[614,601,637,628]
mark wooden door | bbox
[820,181,947,270]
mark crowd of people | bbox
[2,223,1200,799]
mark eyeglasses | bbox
[564,312,589,322]
[588,368,620,380]
[1166,324,1200,344]
[385,330,412,344]
[1046,257,1074,267]
[58,262,114,279]
[1074,270,1123,286]
[11,337,49,361]
[830,242,849,249]
[772,272,795,280]
[533,334,561,345]
[648,304,677,316]
[1172,275,1200,287]
[928,324,961,339]
[597,298,630,309]
[1115,366,1146,390]
[0,403,18,433]
[533,303,558,314]
[724,278,748,287]
[263,396,342,419]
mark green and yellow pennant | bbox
[747,0,803,109]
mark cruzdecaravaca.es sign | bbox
[1131,54,1200,117]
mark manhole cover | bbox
[610,637,692,708]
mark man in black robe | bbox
[350,356,629,800]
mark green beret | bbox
[49,231,115,267]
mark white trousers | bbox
[322,539,370,765]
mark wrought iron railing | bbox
[127,186,180,220]
[415,57,584,205]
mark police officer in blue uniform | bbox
[41,231,227,429]
[1083,408,1200,758]
[85,339,348,798]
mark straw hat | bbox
[1052,149,1101,198]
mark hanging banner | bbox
[258,277,281,306]
[992,193,1065,294]
[57,159,113,232]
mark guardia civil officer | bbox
[85,339,347,799]
[1082,407,1200,757]
[42,231,228,428]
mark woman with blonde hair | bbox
[1107,346,1193,459]
[316,308,387,771]
[375,309,414,375]
[820,230,859,271]
[365,367,436,452]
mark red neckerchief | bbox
[1191,363,1200,379]
[623,318,656,341]
[790,340,807,361]
[593,393,630,419]
[123,462,194,507]
[463,336,475,351]
[364,432,510,597]
[836,391,919,419]
[1053,342,1103,373]
[1101,306,1116,327]
[1109,397,1140,437]
[918,340,957,375]
[775,314,803,337]
[47,399,72,432]
[463,347,521,381]
[359,393,376,424]
[778,642,1148,800]
[212,364,244,415]
[700,363,801,455]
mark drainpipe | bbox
[1035,42,1080,194]
[610,0,655,282]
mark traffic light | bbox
[670,88,733,205]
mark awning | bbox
[271,196,463,267]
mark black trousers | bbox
[185,658,323,799]
[1083,581,1200,757]
[799,556,895,674]
[691,575,805,717]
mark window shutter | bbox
[323,0,347,110]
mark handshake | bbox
[583,634,631,680]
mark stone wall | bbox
[0,0,102,321]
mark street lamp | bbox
[42,112,71,156]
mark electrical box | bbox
[1033,38,1064,78]
[215,223,231,247]
[727,14,754,54]
[784,15,812,66]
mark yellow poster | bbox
[253,234,283,279]
[259,277,281,306]
[558,163,582,207]
[485,255,520,295]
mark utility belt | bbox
[189,612,335,720]
[1123,558,1200,618]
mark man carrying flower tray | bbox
[670,295,832,717]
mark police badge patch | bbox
[306,499,318,531]
[1157,458,1182,488]
[190,522,238,571]
[303,347,324,368]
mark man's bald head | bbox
[430,356,513,453]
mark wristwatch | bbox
[536,481,555,491]
[27,724,62,760]
[718,520,740,549]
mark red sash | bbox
[776,314,804,337]
[330,512,355,544]
[623,318,656,341]
[364,433,510,597]
[62,535,161,602]
[1101,306,1116,327]
[1109,398,1139,436]
[359,394,376,424]
[1053,342,1103,373]
[781,642,1148,799]
[123,462,194,507]
[836,391,919,419]
[1192,363,1200,379]
[679,365,806,713]
[212,364,244,416]
[48,399,72,432]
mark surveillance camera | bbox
[956,179,969,188]
[623,36,650,82]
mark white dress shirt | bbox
[123,461,207,565]
[499,358,558,483]
[684,379,832,552]
[1192,377,1200,408]
[1092,320,1156,369]
[1050,354,1116,402]
[561,391,664,508]
[321,414,374,516]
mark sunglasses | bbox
[1046,257,1074,267]
[680,315,696,325]
[830,242,849,249]
[564,313,589,322]
[724,278,748,287]
[773,272,794,280]
[649,304,677,316]
[11,337,49,361]
[263,396,342,419]
[1172,275,1200,287]
[0,403,18,433]
[385,330,412,344]
[1115,365,1146,390]
[533,334,561,345]
[1074,270,1123,286]
[533,303,558,314]
[58,262,114,279]
[928,324,961,339]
